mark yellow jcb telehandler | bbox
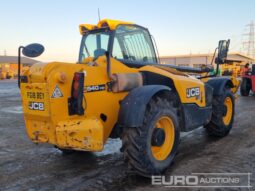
[18,19,239,176]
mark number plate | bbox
[21,83,50,116]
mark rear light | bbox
[68,72,85,115]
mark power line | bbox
[242,20,255,58]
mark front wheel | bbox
[240,78,251,96]
[205,88,235,137]
[121,96,180,176]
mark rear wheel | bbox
[240,78,251,96]
[121,95,180,176]
[205,88,235,137]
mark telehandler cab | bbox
[19,19,239,176]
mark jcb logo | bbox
[186,87,200,98]
[28,102,44,111]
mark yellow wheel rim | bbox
[151,116,175,161]
[223,97,233,126]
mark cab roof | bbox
[79,19,134,34]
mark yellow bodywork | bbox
[221,63,241,77]
[20,19,237,152]
[79,19,134,34]
[21,56,205,151]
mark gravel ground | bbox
[0,80,254,191]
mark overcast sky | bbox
[0,0,254,62]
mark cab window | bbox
[112,25,157,64]
[79,31,110,62]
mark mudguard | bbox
[207,77,234,96]
[118,85,171,127]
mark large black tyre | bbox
[121,95,180,176]
[205,88,235,137]
[240,78,251,96]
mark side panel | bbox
[180,84,213,131]
[139,65,206,107]
[182,104,212,132]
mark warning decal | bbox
[51,85,63,98]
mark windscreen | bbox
[79,30,110,62]
[78,25,157,65]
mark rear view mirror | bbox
[18,43,44,88]
[22,43,44,58]
[216,40,230,64]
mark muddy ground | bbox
[0,80,254,191]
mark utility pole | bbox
[243,21,255,59]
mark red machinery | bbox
[240,64,255,96]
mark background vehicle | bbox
[6,71,14,79]
[0,64,14,79]
[240,64,255,96]
[0,71,7,79]
[18,19,239,176]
